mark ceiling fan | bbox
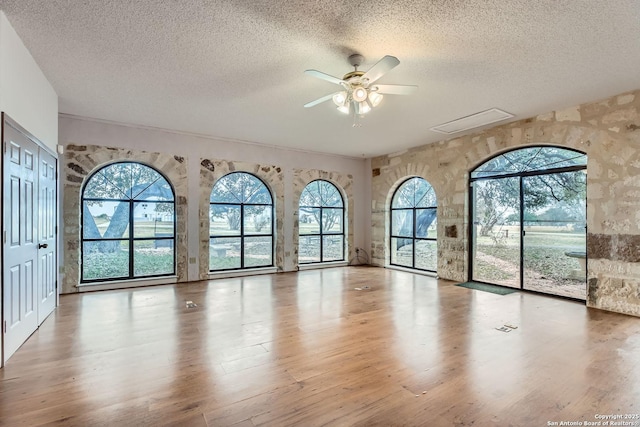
[304,54,417,116]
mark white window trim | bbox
[208,266,277,280]
[298,261,348,271]
[385,265,438,278]
[77,275,178,292]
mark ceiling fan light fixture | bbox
[352,86,368,102]
[337,104,350,114]
[368,91,383,107]
[332,91,347,107]
[357,101,371,115]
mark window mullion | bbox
[319,207,324,262]
[412,207,417,269]
[240,204,245,269]
[129,200,134,278]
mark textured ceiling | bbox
[1,1,639,157]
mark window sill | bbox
[298,261,348,271]
[208,267,277,280]
[385,265,438,278]
[77,276,179,292]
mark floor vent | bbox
[430,108,514,135]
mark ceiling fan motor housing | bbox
[342,70,365,81]
[348,54,364,69]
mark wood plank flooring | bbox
[1,267,639,426]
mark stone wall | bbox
[62,145,189,293]
[370,89,640,317]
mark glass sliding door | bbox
[470,146,587,300]
[471,177,521,288]
[522,171,586,299]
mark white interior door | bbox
[38,149,57,323]
[3,123,40,363]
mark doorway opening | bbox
[470,146,587,300]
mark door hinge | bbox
[3,321,6,334]
[3,230,6,244]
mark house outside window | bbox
[81,162,176,282]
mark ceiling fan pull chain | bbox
[352,112,361,128]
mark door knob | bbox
[38,243,48,249]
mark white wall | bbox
[0,11,58,365]
[58,114,370,281]
[0,11,58,151]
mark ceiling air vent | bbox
[430,108,514,135]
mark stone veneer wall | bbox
[198,159,284,279]
[371,89,640,317]
[62,145,189,293]
[292,169,354,270]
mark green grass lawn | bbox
[83,248,174,280]
[87,222,582,286]
[475,229,585,283]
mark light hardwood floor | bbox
[1,267,639,426]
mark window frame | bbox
[298,179,346,264]
[209,172,275,271]
[389,177,438,272]
[80,161,176,283]
[468,146,587,290]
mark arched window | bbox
[470,146,587,299]
[81,162,175,282]
[209,172,274,271]
[390,177,437,272]
[298,180,345,264]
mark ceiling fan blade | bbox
[304,92,339,108]
[363,55,400,84]
[372,84,418,95]
[304,69,345,85]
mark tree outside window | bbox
[81,162,175,282]
[298,180,345,264]
[470,146,587,295]
[209,172,274,271]
[390,177,437,272]
[471,146,587,237]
